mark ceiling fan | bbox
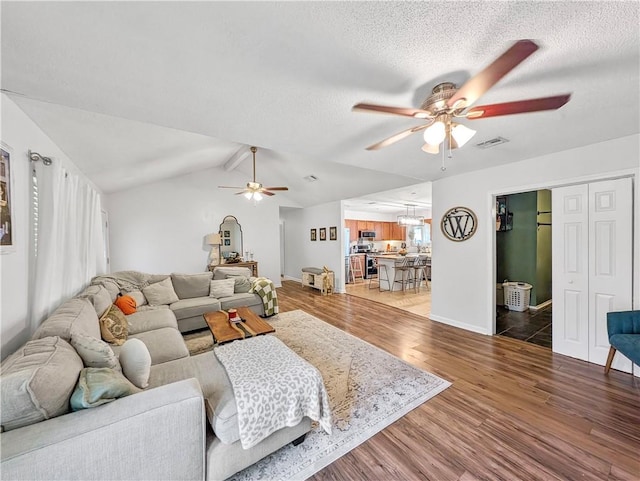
[218,146,288,201]
[353,39,571,154]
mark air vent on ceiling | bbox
[476,137,509,149]
[303,175,318,182]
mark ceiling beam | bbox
[223,146,250,172]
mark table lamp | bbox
[205,233,222,267]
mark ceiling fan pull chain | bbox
[441,145,446,171]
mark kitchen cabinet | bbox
[391,223,405,241]
[381,222,391,240]
[345,219,358,242]
[373,222,383,240]
[345,219,406,241]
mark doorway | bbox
[495,189,552,348]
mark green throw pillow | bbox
[70,368,140,410]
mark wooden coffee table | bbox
[203,306,275,345]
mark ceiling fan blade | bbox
[447,39,539,110]
[353,103,434,119]
[465,94,571,119]
[366,123,431,151]
[262,187,288,191]
[218,185,245,189]
[261,191,276,196]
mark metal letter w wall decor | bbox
[441,206,478,242]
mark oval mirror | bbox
[219,215,243,262]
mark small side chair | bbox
[604,310,640,375]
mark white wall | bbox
[0,94,101,358]
[431,134,640,335]
[344,210,397,222]
[107,168,285,286]
[281,201,344,291]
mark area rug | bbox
[185,310,451,480]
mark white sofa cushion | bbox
[0,336,84,431]
[171,272,213,299]
[170,297,221,321]
[78,285,113,318]
[212,266,251,280]
[130,328,189,365]
[33,298,101,342]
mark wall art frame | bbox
[1,141,15,254]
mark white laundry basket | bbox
[502,282,532,312]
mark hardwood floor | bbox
[345,278,431,318]
[278,281,640,481]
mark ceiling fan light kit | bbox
[353,39,571,163]
[218,146,288,201]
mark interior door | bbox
[552,184,589,360]
[588,178,633,368]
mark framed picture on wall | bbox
[310,228,317,241]
[1,142,15,254]
[319,227,327,241]
[223,230,231,238]
[329,226,337,241]
[224,239,231,246]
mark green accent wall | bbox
[535,190,552,304]
[497,190,553,307]
[497,192,537,303]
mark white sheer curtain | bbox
[29,159,106,330]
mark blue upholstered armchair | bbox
[605,310,640,374]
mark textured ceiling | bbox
[2,1,639,213]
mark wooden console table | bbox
[208,261,258,277]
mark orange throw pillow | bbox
[115,294,137,315]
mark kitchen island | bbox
[373,254,430,291]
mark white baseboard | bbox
[529,299,552,311]
[283,275,301,282]
[429,314,490,336]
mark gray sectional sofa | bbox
[1,269,311,481]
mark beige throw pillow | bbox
[210,278,235,299]
[229,275,252,293]
[126,290,148,307]
[99,305,129,346]
[70,332,118,369]
[142,277,179,306]
[119,339,151,389]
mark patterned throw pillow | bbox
[99,305,129,346]
[115,294,136,314]
[70,332,118,369]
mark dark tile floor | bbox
[496,304,552,348]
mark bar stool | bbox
[393,257,415,292]
[349,255,364,283]
[412,255,430,292]
[368,258,388,291]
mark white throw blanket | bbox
[214,335,332,449]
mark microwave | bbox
[358,230,376,239]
